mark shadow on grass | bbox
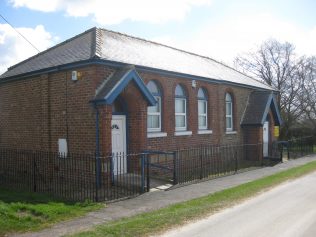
[0,187,103,236]
[0,187,71,204]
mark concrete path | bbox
[161,170,316,237]
[11,155,316,237]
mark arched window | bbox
[225,93,233,131]
[147,81,161,132]
[198,88,207,130]
[175,85,187,131]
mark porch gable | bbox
[241,91,282,126]
[91,65,156,106]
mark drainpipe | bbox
[94,103,101,189]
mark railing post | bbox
[173,151,178,185]
[288,142,290,160]
[110,155,114,186]
[32,152,37,192]
[260,143,264,166]
[141,154,145,193]
[280,144,283,162]
[95,153,99,202]
[199,152,203,180]
[234,151,238,173]
[146,154,150,192]
[95,154,101,189]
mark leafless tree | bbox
[234,39,304,138]
[297,57,316,131]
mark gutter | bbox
[0,58,276,92]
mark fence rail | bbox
[0,150,149,202]
[171,136,315,185]
[174,143,263,185]
[287,136,315,159]
[0,136,314,202]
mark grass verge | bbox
[71,160,316,237]
[0,189,104,236]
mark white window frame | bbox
[198,99,207,130]
[175,85,188,131]
[147,95,161,132]
[175,98,187,131]
[226,93,233,132]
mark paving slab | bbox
[10,155,316,237]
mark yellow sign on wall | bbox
[274,126,280,137]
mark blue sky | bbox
[1,0,316,74]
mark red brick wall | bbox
[119,81,148,153]
[0,76,43,150]
[0,64,269,154]
[218,85,252,145]
[45,65,115,154]
[139,71,254,151]
[99,105,112,154]
[242,109,277,161]
[0,65,114,153]
[243,126,263,161]
[139,73,217,150]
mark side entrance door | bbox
[263,121,269,157]
[111,115,127,174]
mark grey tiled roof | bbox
[241,91,278,126]
[0,28,95,79]
[96,29,273,90]
[0,27,273,91]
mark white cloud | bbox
[10,0,212,25]
[10,0,60,12]
[151,14,316,66]
[0,24,57,74]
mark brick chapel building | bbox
[0,27,282,162]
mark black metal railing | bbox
[174,143,263,185]
[0,149,150,202]
[0,137,314,202]
[172,137,315,185]
[278,136,315,160]
[142,151,176,190]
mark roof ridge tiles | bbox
[94,28,103,58]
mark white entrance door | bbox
[111,115,127,174]
[263,121,269,157]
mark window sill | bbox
[174,131,192,136]
[198,130,213,135]
[226,131,237,135]
[147,132,167,138]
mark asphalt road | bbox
[161,171,316,237]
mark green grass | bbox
[0,189,104,236]
[71,160,316,237]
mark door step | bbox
[150,183,173,192]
